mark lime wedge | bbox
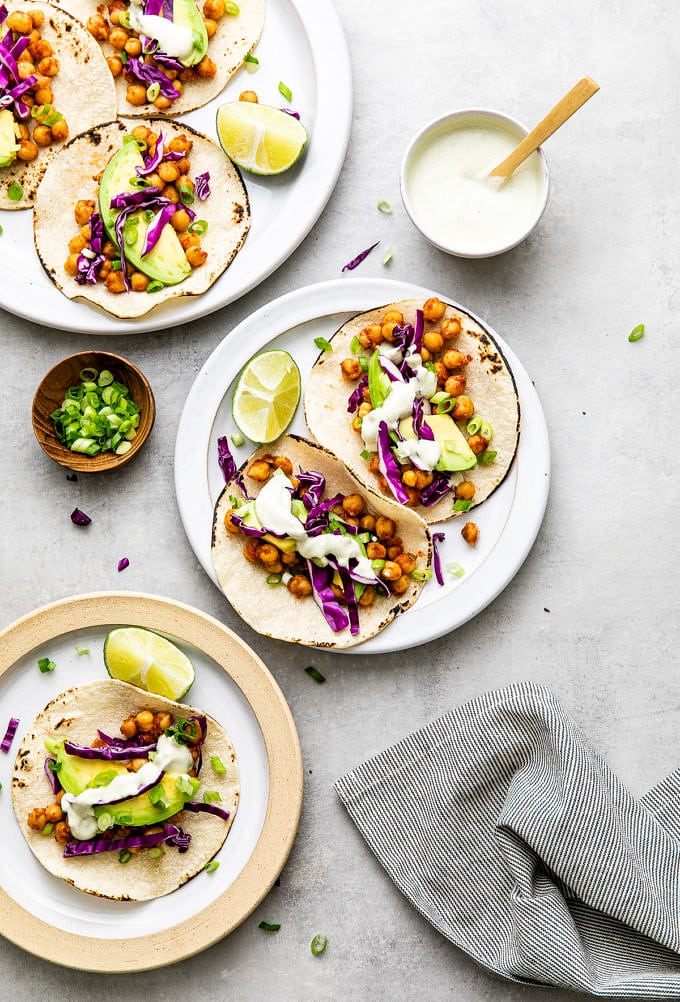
[232,349,301,444]
[104,627,195,700]
[216,102,307,175]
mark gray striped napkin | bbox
[335,682,680,997]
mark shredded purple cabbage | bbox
[44,758,62,795]
[167,826,191,852]
[303,493,344,536]
[1,717,19,753]
[281,107,300,120]
[75,213,105,286]
[419,472,452,507]
[296,469,326,510]
[194,172,210,200]
[97,729,149,748]
[136,133,184,177]
[342,240,380,273]
[379,355,405,383]
[230,513,267,538]
[63,823,183,858]
[347,375,368,413]
[377,422,410,504]
[70,508,91,526]
[183,800,231,822]
[142,203,177,256]
[63,740,154,762]
[124,57,179,100]
[235,472,252,499]
[335,561,360,635]
[217,436,237,482]
[0,7,7,25]
[307,560,350,633]
[412,397,434,441]
[118,557,130,572]
[432,532,446,585]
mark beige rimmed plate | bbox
[0,592,303,972]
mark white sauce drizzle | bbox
[127,6,194,59]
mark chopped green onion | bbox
[244,52,259,72]
[453,499,473,512]
[118,849,132,864]
[305,666,326,684]
[42,823,55,837]
[371,558,386,572]
[310,934,328,955]
[382,249,393,265]
[148,784,169,810]
[278,80,293,101]
[38,657,55,673]
[266,573,282,586]
[177,181,195,205]
[314,336,333,352]
[148,846,164,859]
[31,102,52,119]
[129,176,149,189]
[75,645,90,655]
[146,280,165,293]
[205,860,220,873]
[97,812,113,832]
[188,219,208,235]
[48,760,62,773]
[350,335,361,354]
[0,225,3,236]
[436,398,455,414]
[359,356,369,372]
[478,449,497,465]
[142,209,154,223]
[376,200,392,214]
[628,323,645,342]
[360,449,371,460]
[430,391,449,405]
[203,790,222,804]
[447,562,465,578]
[118,9,131,27]
[175,775,195,796]
[466,416,482,435]
[230,431,244,447]
[410,568,432,581]
[146,82,160,102]
[258,921,281,932]
[480,420,493,441]
[8,181,24,201]
[225,0,239,12]
[120,50,128,64]
[211,755,227,775]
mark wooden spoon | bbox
[489,77,600,179]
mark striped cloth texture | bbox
[335,681,680,996]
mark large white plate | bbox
[0,592,303,971]
[0,0,351,334]
[174,277,551,654]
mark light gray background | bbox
[1,0,678,998]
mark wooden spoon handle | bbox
[489,76,600,178]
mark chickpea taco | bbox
[57,0,264,116]
[304,297,521,524]
[12,679,239,901]
[33,117,249,318]
[0,1,116,208]
[212,434,433,649]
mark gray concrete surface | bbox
[2,0,679,997]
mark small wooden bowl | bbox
[32,351,156,473]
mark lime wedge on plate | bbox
[232,349,301,444]
[104,627,195,700]
[216,102,308,175]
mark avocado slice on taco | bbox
[211,434,433,649]
[12,679,239,901]
[304,297,521,524]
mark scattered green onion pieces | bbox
[111,260,123,271]
[360,448,371,460]
[211,754,227,775]
[430,391,449,405]
[266,573,282,586]
[350,335,361,354]
[314,336,333,352]
[203,790,222,804]
[376,200,392,214]
[50,368,141,458]
[178,181,195,205]
[97,812,113,832]
[305,665,326,684]
[0,224,3,236]
[480,420,493,441]
[628,323,645,342]
[258,921,281,932]
[38,657,56,673]
[453,499,473,512]
[447,562,465,578]
[7,181,23,201]
[230,431,244,447]
[75,645,90,655]
[48,760,62,773]
[382,249,393,265]
[436,398,455,414]
[467,416,482,436]
[478,449,497,465]
[148,846,164,859]
[188,219,208,235]
[310,934,328,955]
[205,860,220,873]
[411,568,432,581]
[225,0,239,12]
[118,849,132,864]
[118,9,131,27]
[244,52,259,72]
[42,823,55,837]
[148,783,169,810]
[278,80,293,101]
[175,775,195,796]
[146,82,160,102]
[146,280,165,293]
[359,356,369,372]
[120,50,128,64]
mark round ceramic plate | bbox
[0,0,351,334]
[0,592,303,971]
[174,277,551,654]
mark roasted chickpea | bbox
[273,456,293,475]
[123,37,141,57]
[131,125,151,143]
[135,709,154,732]
[247,460,271,482]
[357,585,375,607]
[341,357,362,380]
[99,261,112,280]
[33,82,53,105]
[441,316,461,340]
[359,514,376,532]
[164,185,180,204]
[73,200,95,227]
[366,541,386,560]
[257,543,281,566]
[168,135,193,155]
[186,245,208,268]
[461,521,479,547]
[102,240,117,259]
[467,434,489,456]
[126,84,148,106]
[243,540,259,563]
[223,509,240,533]
[45,802,64,823]
[443,349,469,370]
[420,347,432,363]
[37,56,59,76]
[381,320,398,341]
[63,253,79,276]
[203,0,225,16]
[455,481,476,501]
[403,469,432,490]
[145,171,165,191]
[158,161,180,184]
[120,716,138,739]
[33,124,52,147]
[357,402,372,419]
[155,712,172,731]
[391,574,411,595]
[381,560,402,581]
[452,395,474,420]
[357,323,383,348]
[434,361,448,386]
[109,26,129,48]
[179,231,199,251]
[125,758,146,773]
[375,516,396,540]
[444,374,466,397]
[87,13,109,40]
[422,330,444,353]
[55,821,72,843]
[368,455,380,474]
[175,156,191,175]
[342,494,365,517]
[51,118,68,142]
[239,90,258,103]
[204,17,218,36]
[423,297,446,321]
[105,271,127,294]
[130,272,150,292]
[154,95,173,110]
[16,61,36,81]
[68,234,87,255]
[29,39,53,61]
[395,552,417,575]
[17,123,29,140]
[287,574,313,598]
[196,55,217,78]
[7,11,33,33]
[29,9,45,27]
[27,808,47,831]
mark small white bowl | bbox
[400,108,550,259]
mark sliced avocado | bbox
[98,139,191,286]
[399,414,477,473]
[241,500,298,553]
[94,773,198,827]
[0,109,19,169]
[47,741,130,796]
[172,0,209,67]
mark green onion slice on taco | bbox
[12,679,239,901]
[304,297,521,524]
[33,118,249,317]
[211,434,432,649]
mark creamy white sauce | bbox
[254,472,375,578]
[394,437,441,472]
[128,5,194,58]
[360,367,438,452]
[406,117,545,255]
[63,734,194,840]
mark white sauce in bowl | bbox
[403,113,548,257]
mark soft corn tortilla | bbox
[0,2,116,209]
[56,0,265,116]
[12,679,240,901]
[33,117,249,318]
[211,434,433,649]
[304,298,521,525]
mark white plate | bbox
[0,593,303,971]
[174,277,551,654]
[0,0,352,334]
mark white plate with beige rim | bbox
[174,276,551,653]
[0,592,303,971]
[0,0,351,334]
